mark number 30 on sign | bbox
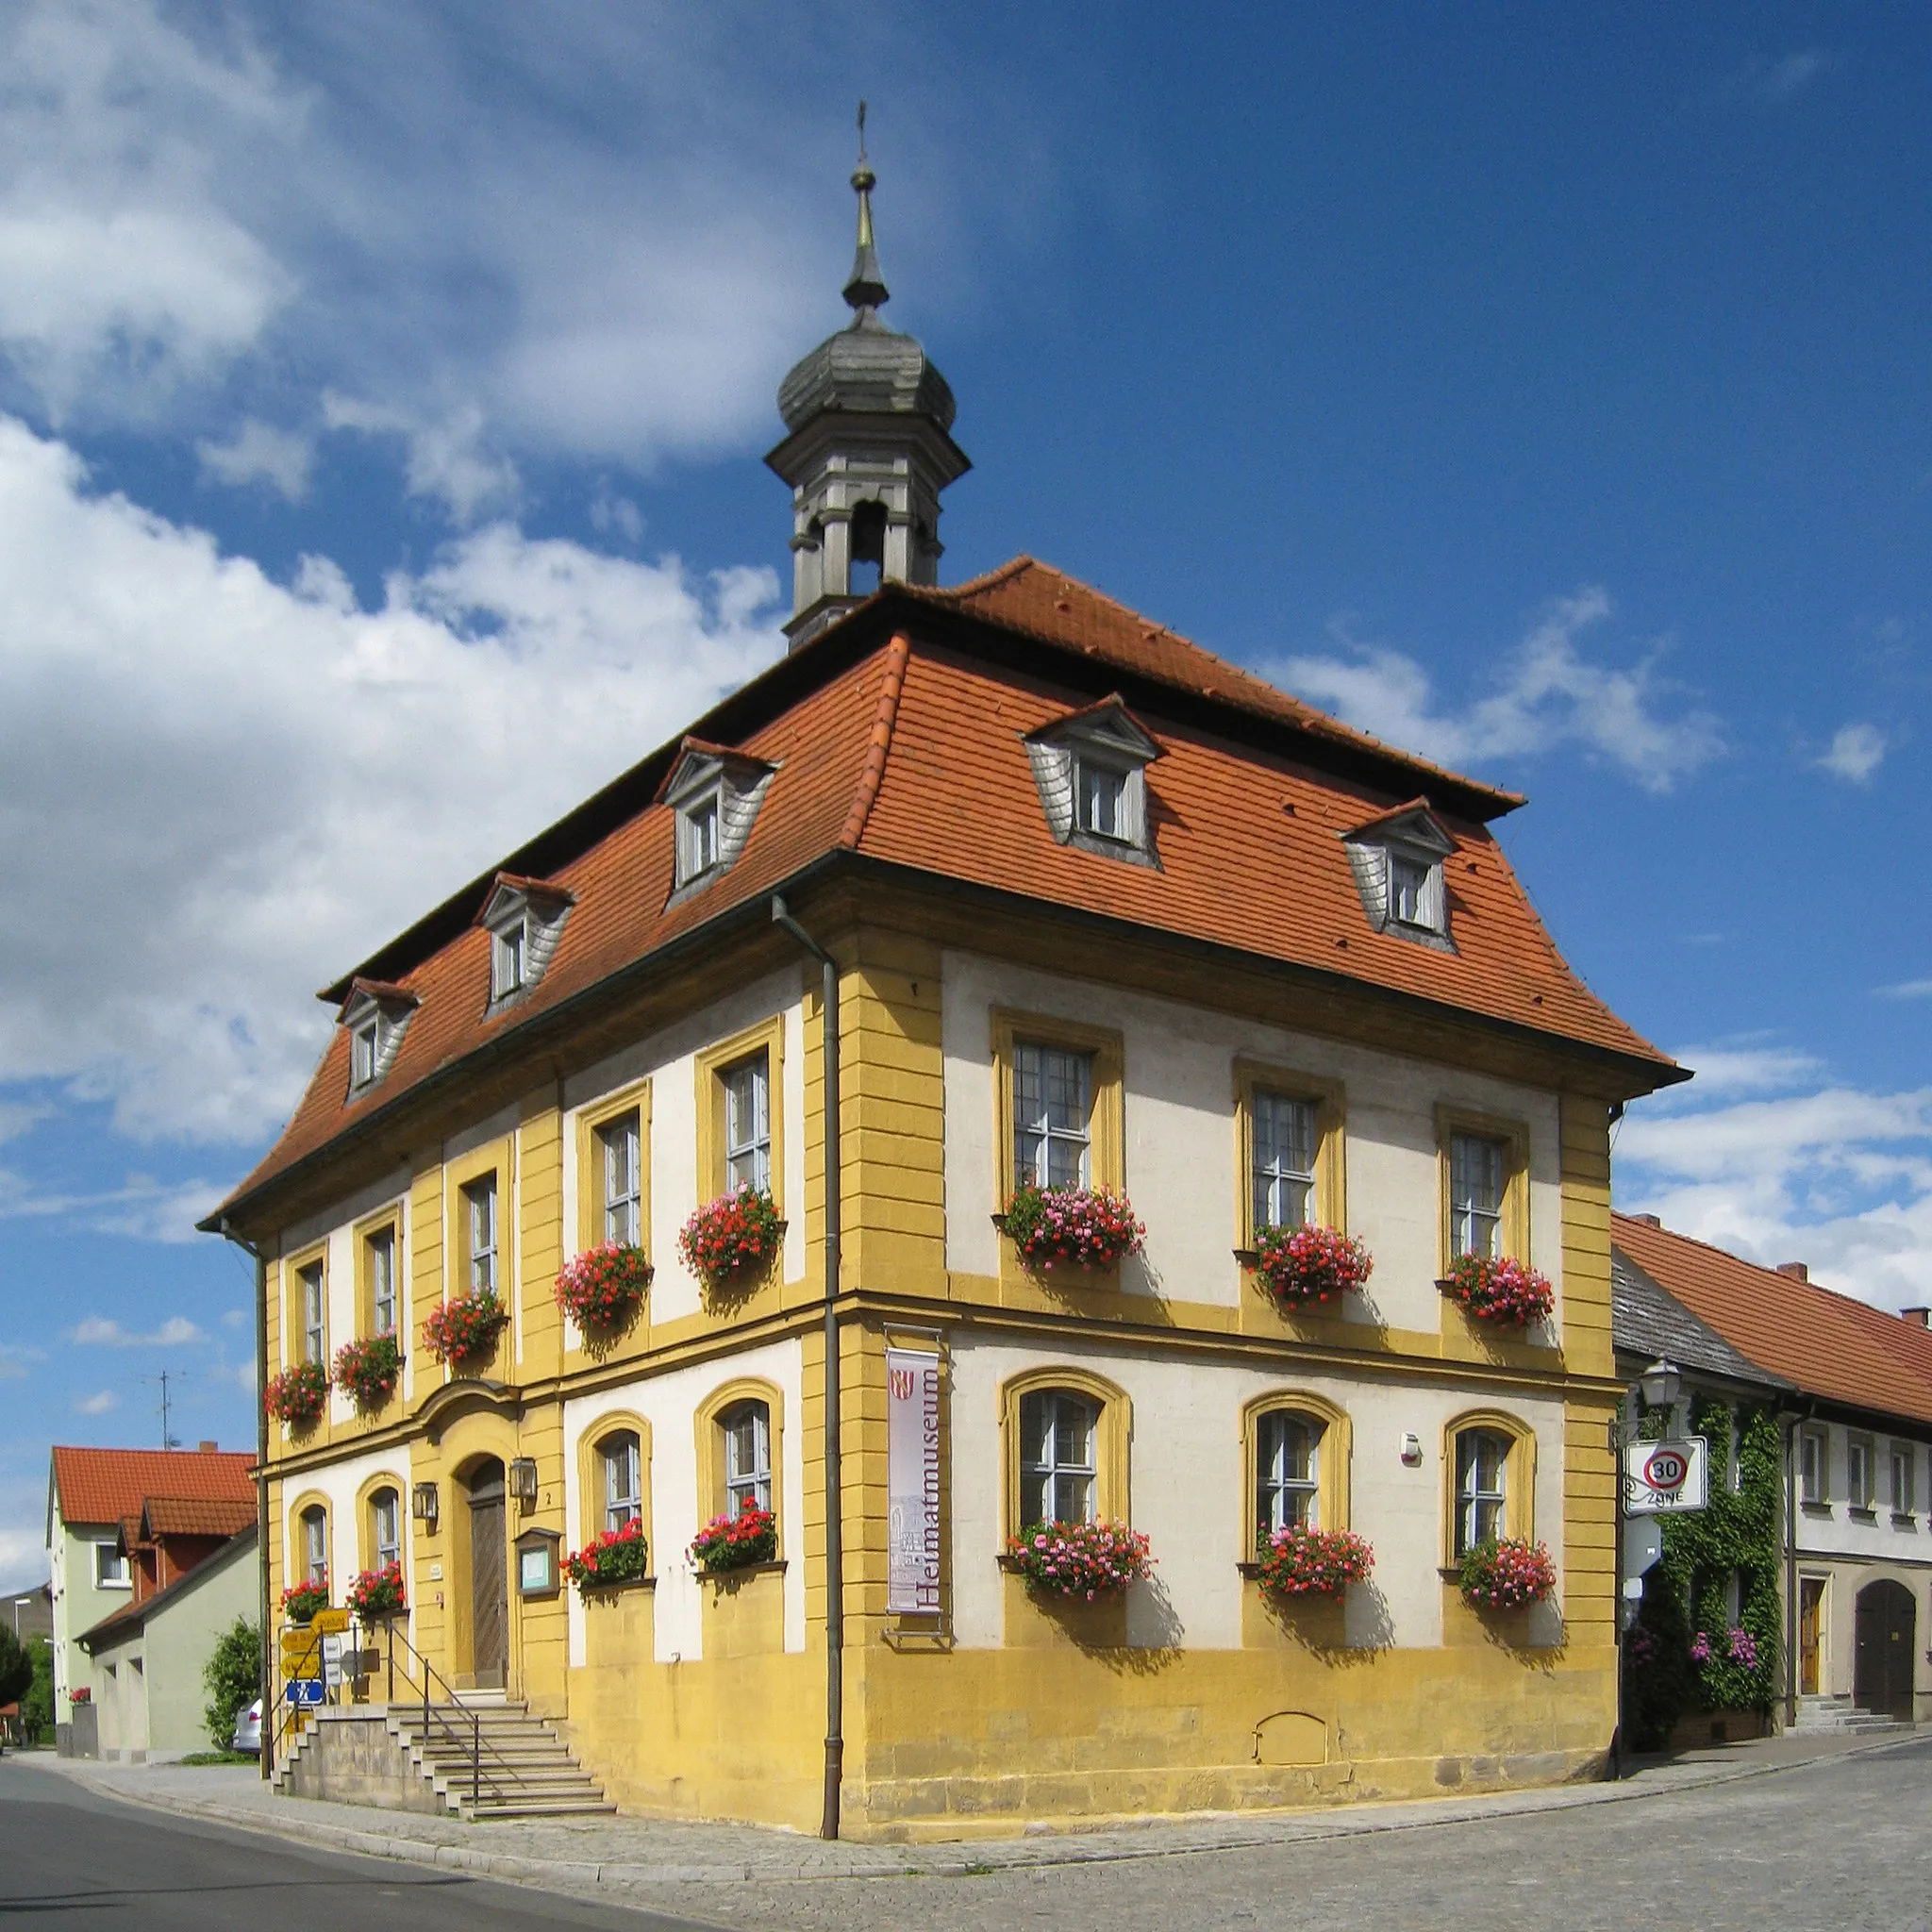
[1624,1436,1708,1514]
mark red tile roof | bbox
[49,1446,255,1530]
[213,564,1679,1220]
[142,1496,258,1540]
[1611,1213,1932,1430]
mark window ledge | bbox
[576,1574,657,1597]
[1800,1501,1834,1517]
[695,1558,786,1585]
[1890,1513,1918,1530]
[1848,1506,1879,1522]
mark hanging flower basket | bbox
[563,1518,650,1591]
[998,1185,1145,1272]
[280,1575,330,1625]
[264,1359,328,1426]
[677,1187,784,1295]
[1005,1520,1153,1600]
[1458,1536,1557,1610]
[1440,1253,1555,1326]
[1255,1524,1374,1599]
[688,1504,777,1574]
[422,1289,508,1369]
[1245,1224,1373,1307]
[331,1333,403,1412]
[345,1562,407,1619]
[554,1242,653,1331]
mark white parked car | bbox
[231,1697,262,1755]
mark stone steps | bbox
[1790,1695,1907,1734]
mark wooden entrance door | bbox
[1798,1577,1824,1695]
[1854,1579,1915,1719]
[466,1460,508,1690]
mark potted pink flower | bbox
[1440,1253,1555,1326]
[678,1187,784,1296]
[1005,1521,1153,1601]
[998,1185,1145,1272]
[332,1333,403,1412]
[345,1561,406,1619]
[1245,1224,1372,1307]
[422,1290,509,1370]
[1457,1536,1557,1609]
[264,1359,328,1427]
[563,1518,650,1591]
[1255,1524,1374,1599]
[554,1242,653,1332]
[688,1504,777,1574]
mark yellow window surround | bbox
[288,1491,331,1585]
[1440,1407,1538,1565]
[283,1241,327,1369]
[1435,1103,1531,1275]
[355,1471,407,1574]
[990,1008,1125,1205]
[693,1015,787,1214]
[575,1077,654,1255]
[575,1410,654,1560]
[1239,1390,1353,1560]
[693,1375,785,1554]
[1232,1060,1347,1247]
[353,1204,403,1343]
[997,1364,1132,1538]
[443,1135,514,1307]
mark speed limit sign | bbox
[1624,1437,1708,1514]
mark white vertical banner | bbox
[886,1347,943,1614]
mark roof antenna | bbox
[843,99,889,318]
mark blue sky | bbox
[2,2,1928,1587]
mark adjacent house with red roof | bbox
[204,156,1686,1835]
[45,1442,256,1754]
[1613,1212,1932,1725]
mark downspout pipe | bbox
[772,897,843,1840]
[218,1217,271,1783]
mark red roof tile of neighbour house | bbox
[213,564,1679,1218]
[1611,1213,1932,1430]
[49,1446,255,1531]
[141,1496,258,1540]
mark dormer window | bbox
[341,980,418,1097]
[1025,695,1163,866]
[659,737,775,899]
[479,873,574,1014]
[1343,801,1457,949]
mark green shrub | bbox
[202,1618,261,1750]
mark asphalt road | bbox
[0,1760,712,1931]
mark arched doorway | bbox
[1853,1579,1916,1720]
[463,1458,508,1690]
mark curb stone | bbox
[14,1729,1922,1893]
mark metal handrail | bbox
[376,1617,525,1813]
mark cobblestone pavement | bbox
[16,1729,1927,1930]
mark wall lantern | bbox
[1639,1357,1682,1413]
[410,1481,440,1530]
[508,1457,540,1505]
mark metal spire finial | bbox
[843,99,889,317]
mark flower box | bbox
[1005,1520,1153,1600]
[264,1359,328,1426]
[1439,1254,1555,1326]
[677,1188,784,1296]
[563,1518,650,1591]
[1457,1536,1557,1610]
[422,1289,509,1369]
[1242,1224,1373,1307]
[332,1333,403,1412]
[68,1687,91,1705]
[1254,1524,1374,1599]
[997,1185,1145,1273]
[688,1504,777,1574]
[280,1576,330,1625]
[555,1242,653,1332]
[345,1561,406,1619]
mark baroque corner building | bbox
[208,150,1683,1838]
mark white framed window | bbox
[1449,1132,1506,1261]
[676,789,723,885]
[1892,1443,1916,1516]
[1343,806,1457,944]
[1018,1390,1097,1524]
[93,1542,130,1590]
[723,1055,772,1192]
[301,1505,328,1584]
[373,1489,402,1570]
[600,1431,642,1531]
[1256,1411,1321,1536]
[1075,758,1129,841]
[1024,702,1160,860]
[300,1260,326,1364]
[1253,1091,1317,1231]
[1799,1426,1827,1506]
[599,1114,642,1244]
[1455,1428,1508,1556]
[722,1401,772,1515]
[492,919,526,1002]
[351,1014,380,1089]
[1847,1435,1874,1511]
[367,1226,396,1337]
[1389,850,1442,931]
[1013,1041,1091,1190]
[464,1175,498,1293]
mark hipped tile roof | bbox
[50,1446,255,1531]
[141,1496,258,1541]
[1611,1213,1932,1430]
[215,561,1678,1219]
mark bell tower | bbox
[767,107,971,648]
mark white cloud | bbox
[1654,1041,1824,1103]
[1275,589,1723,793]
[322,393,518,522]
[0,1167,219,1243]
[0,1343,44,1381]
[1755,50,1832,103]
[1877,979,1932,1000]
[70,1314,205,1347]
[1816,723,1886,785]
[197,417,313,500]
[75,1390,118,1415]
[221,1308,249,1330]
[0,412,783,1146]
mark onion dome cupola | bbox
[768,106,971,648]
